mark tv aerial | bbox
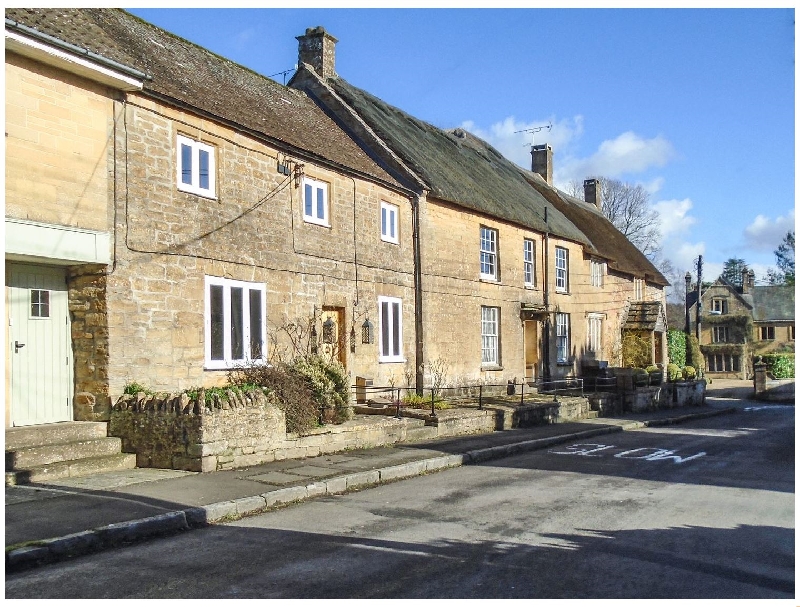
[515,122,553,148]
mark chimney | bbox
[742,269,755,293]
[583,178,601,210]
[531,144,553,185]
[296,26,338,79]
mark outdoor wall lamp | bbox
[362,317,374,344]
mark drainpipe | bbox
[411,193,424,395]
[542,208,552,381]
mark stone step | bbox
[405,425,439,442]
[6,436,125,470]
[5,422,108,451]
[5,453,137,486]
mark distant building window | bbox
[590,259,605,287]
[712,326,729,343]
[30,289,50,318]
[711,298,728,314]
[481,306,500,365]
[791,325,795,341]
[759,326,775,341]
[587,313,602,355]
[302,176,329,226]
[707,354,741,373]
[378,296,403,362]
[556,312,570,363]
[177,134,215,198]
[480,227,498,280]
[523,239,536,286]
[555,247,569,293]
[380,201,399,243]
[205,276,266,370]
[634,278,644,301]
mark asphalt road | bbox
[6,402,794,599]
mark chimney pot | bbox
[583,178,602,210]
[531,144,553,185]
[297,26,338,79]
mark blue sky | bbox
[127,7,795,290]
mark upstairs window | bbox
[302,176,329,226]
[177,134,215,198]
[378,296,403,362]
[381,201,399,243]
[555,247,569,293]
[712,298,728,314]
[523,239,536,286]
[480,227,498,280]
[712,326,729,343]
[590,259,605,287]
[205,276,266,370]
[634,277,644,301]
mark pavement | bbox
[4,381,772,573]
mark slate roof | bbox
[749,286,795,322]
[4,8,401,188]
[325,77,592,247]
[624,301,666,331]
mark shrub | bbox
[123,382,154,396]
[622,332,651,368]
[645,365,660,374]
[667,330,686,368]
[761,353,795,379]
[631,367,649,386]
[667,363,682,382]
[686,334,704,377]
[290,355,352,423]
[228,363,319,434]
[402,392,449,410]
[682,366,697,380]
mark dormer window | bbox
[711,298,728,314]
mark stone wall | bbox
[587,379,706,414]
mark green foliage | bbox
[720,258,749,286]
[290,355,352,423]
[123,382,154,396]
[645,365,659,374]
[667,363,682,382]
[401,392,450,410]
[682,366,697,380]
[761,353,795,379]
[685,333,704,377]
[667,330,686,368]
[774,231,795,286]
[621,332,651,368]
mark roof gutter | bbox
[5,18,150,81]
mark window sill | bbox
[479,277,500,284]
[303,218,331,228]
[480,364,503,371]
[381,236,400,245]
[177,185,217,200]
[524,284,538,290]
[379,357,407,364]
[555,289,570,295]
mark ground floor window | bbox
[378,296,403,362]
[205,276,266,369]
[556,313,570,363]
[481,306,500,365]
[706,353,741,373]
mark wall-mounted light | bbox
[310,322,318,354]
[362,317,374,344]
[350,324,356,353]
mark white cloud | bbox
[653,198,696,240]
[670,241,706,273]
[743,210,795,251]
[557,131,675,183]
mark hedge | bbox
[667,330,686,368]
[759,354,795,379]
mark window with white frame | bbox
[587,313,603,355]
[380,201,399,243]
[634,277,644,300]
[205,276,266,369]
[555,247,569,292]
[481,306,500,366]
[480,227,498,280]
[590,259,605,287]
[378,296,403,362]
[712,326,729,343]
[523,239,536,286]
[177,134,216,198]
[712,298,728,314]
[556,312,570,363]
[302,176,329,226]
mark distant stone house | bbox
[289,27,670,385]
[5,8,417,428]
[687,270,795,379]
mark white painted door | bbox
[8,263,72,426]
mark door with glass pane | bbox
[8,263,72,426]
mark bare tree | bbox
[566,177,661,257]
